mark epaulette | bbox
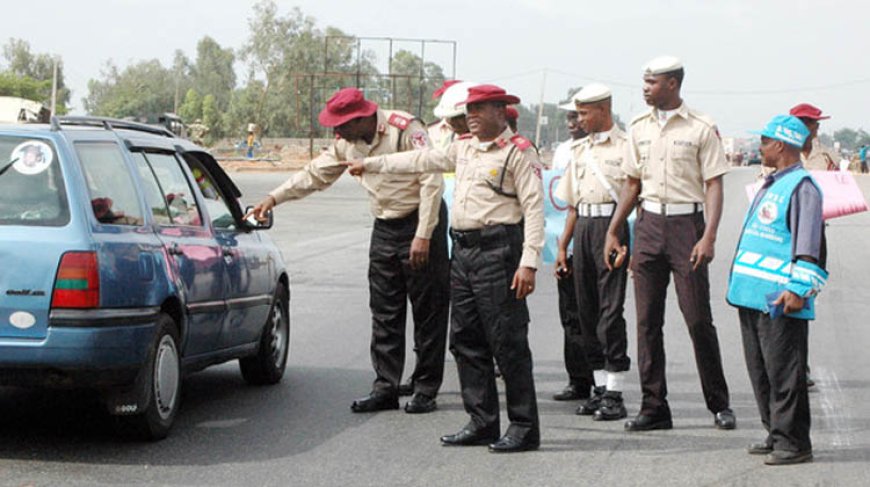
[388,113,412,130]
[458,133,473,140]
[510,134,533,151]
[686,109,717,129]
[629,111,652,126]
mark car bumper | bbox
[0,307,159,388]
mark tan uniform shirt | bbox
[623,103,730,203]
[555,126,629,206]
[363,128,545,269]
[269,109,442,239]
[427,120,456,151]
[801,137,837,171]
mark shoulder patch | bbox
[510,134,533,151]
[409,130,429,149]
[388,113,411,130]
[458,133,473,140]
[630,111,652,126]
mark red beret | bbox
[789,103,830,121]
[459,84,521,106]
[432,80,462,100]
[318,88,379,127]
[505,106,519,121]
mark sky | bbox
[3,0,868,138]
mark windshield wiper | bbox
[0,158,19,177]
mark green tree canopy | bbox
[1,38,69,114]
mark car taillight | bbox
[52,251,100,309]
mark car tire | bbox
[116,313,182,441]
[239,285,289,385]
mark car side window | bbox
[182,155,237,230]
[75,142,144,226]
[130,152,172,225]
[141,152,202,227]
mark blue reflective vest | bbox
[726,167,821,320]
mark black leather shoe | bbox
[404,393,437,414]
[398,381,414,396]
[624,413,673,431]
[764,450,813,465]
[553,384,584,401]
[593,392,627,421]
[488,434,540,453]
[576,386,605,415]
[714,408,737,430]
[747,441,774,455]
[350,393,399,413]
[440,427,499,446]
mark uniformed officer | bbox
[789,103,837,171]
[428,80,476,149]
[346,84,545,453]
[555,83,631,420]
[249,88,450,415]
[551,97,596,402]
[603,57,735,431]
[727,115,826,466]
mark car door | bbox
[131,150,227,356]
[180,152,274,348]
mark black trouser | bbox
[369,202,449,398]
[557,259,594,387]
[572,215,631,373]
[739,307,811,453]
[449,224,539,439]
[631,210,730,417]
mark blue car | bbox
[0,117,290,440]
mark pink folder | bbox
[745,170,868,220]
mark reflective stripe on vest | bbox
[726,167,819,320]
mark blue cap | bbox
[750,114,810,148]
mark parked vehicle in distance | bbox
[0,116,290,440]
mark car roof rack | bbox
[51,116,175,138]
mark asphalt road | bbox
[1,168,868,486]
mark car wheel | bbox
[239,286,289,385]
[117,313,181,441]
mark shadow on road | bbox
[0,364,373,466]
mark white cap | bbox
[558,100,576,111]
[644,56,683,76]
[572,83,612,105]
[433,81,477,119]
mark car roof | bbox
[0,117,241,199]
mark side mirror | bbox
[243,205,273,230]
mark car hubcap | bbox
[154,335,180,420]
[269,304,287,368]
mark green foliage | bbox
[1,38,69,114]
[83,60,177,118]
[0,72,51,101]
[833,127,870,151]
[178,89,202,123]
[201,94,219,143]
[80,1,450,138]
[389,50,445,122]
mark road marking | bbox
[816,366,852,448]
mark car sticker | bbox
[11,140,53,175]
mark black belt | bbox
[450,223,521,249]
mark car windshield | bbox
[0,135,69,226]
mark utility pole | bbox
[534,69,547,148]
[50,57,58,115]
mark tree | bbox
[178,88,202,123]
[2,38,70,113]
[833,128,859,151]
[389,50,446,121]
[0,72,51,101]
[83,60,177,118]
[201,94,219,143]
